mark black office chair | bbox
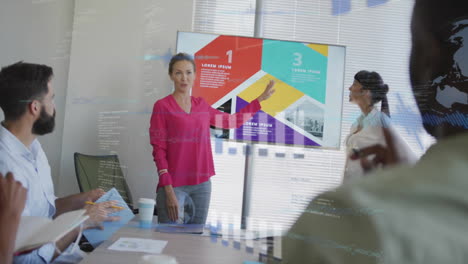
[74,152,158,216]
[74,152,135,210]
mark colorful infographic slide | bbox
[176,32,345,148]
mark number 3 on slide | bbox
[293,52,302,66]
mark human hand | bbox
[86,188,106,202]
[350,128,399,173]
[257,80,276,102]
[165,186,179,222]
[83,200,121,230]
[0,172,27,218]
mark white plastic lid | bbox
[138,198,156,205]
[139,254,177,264]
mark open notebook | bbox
[14,209,89,253]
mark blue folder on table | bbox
[83,188,135,247]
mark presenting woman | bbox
[150,53,275,224]
[344,70,417,183]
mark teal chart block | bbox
[262,39,328,103]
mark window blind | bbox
[192,0,433,232]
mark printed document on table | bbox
[108,237,168,254]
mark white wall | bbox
[59,0,194,199]
[0,0,75,188]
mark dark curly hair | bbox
[0,61,53,121]
[354,70,390,117]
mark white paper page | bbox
[26,210,88,249]
[14,210,88,252]
[14,216,52,252]
[108,237,168,254]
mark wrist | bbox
[85,191,97,202]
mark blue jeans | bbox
[156,180,211,225]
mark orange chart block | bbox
[237,74,304,117]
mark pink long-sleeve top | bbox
[149,95,261,190]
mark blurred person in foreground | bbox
[282,0,468,263]
[0,172,26,264]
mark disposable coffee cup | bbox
[139,198,156,228]
[138,254,177,264]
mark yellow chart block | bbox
[238,74,304,117]
[307,43,328,57]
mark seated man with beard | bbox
[0,62,119,264]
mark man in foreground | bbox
[0,172,27,264]
[282,0,468,263]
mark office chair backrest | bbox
[74,152,133,208]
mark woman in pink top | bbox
[149,53,275,224]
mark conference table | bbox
[79,217,280,264]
